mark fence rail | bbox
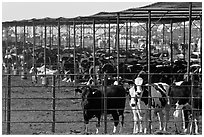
[2,73,202,134]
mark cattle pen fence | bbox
[2,72,202,135]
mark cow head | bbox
[128,77,144,107]
[75,86,100,107]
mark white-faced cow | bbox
[75,85,126,134]
[128,77,170,134]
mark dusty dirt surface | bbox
[2,75,202,135]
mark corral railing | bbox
[2,72,202,134]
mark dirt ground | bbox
[2,74,202,135]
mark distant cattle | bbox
[128,77,170,134]
[75,85,126,134]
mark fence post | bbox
[104,73,107,134]
[52,75,56,133]
[7,74,11,134]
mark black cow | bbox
[75,85,126,134]
[168,73,202,134]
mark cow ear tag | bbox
[135,77,143,86]
[92,89,97,94]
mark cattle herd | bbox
[3,43,202,134]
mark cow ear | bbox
[75,88,82,93]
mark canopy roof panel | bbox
[2,2,202,26]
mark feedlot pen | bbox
[2,74,202,135]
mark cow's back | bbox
[105,85,126,112]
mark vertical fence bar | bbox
[15,25,18,74]
[170,20,173,65]
[7,75,11,134]
[80,23,83,48]
[108,20,111,58]
[147,10,152,134]
[200,15,202,72]
[73,21,76,95]
[183,21,186,60]
[129,22,132,49]
[44,23,47,77]
[58,20,61,89]
[126,21,128,54]
[188,2,193,134]
[187,2,192,81]
[162,23,165,60]
[33,21,36,68]
[104,73,107,134]
[116,13,120,83]
[52,75,56,133]
[93,19,96,85]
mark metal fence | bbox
[2,72,202,134]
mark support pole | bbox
[68,25,71,49]
[7,75,11,134]
[126,21,128,57]
[116,13,120,82]
[44,23,47,76]
[187,2,192,81]
[33,22,36,68]
[162,23,165,60]
[200,15,202,72]
[108,20,111,57]
[14,25,18,73]
[73,21,77,89]
[93,19,96,85]
[188,3,193,134]
[147,10,152,134]
[170,20,173,65]
[104,73,107,134]
[57,20,61,89]
[129,22,132,49]
[21,24,27,79]
[82,22,85,48]
[49,25,52,49]
[66,24,69,48]
[58,20,61,70]
[183,21,186,60]
[146,22,148,64]
[80,23,83,48]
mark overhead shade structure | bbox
[2,2,202,26]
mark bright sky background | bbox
[2,1,152,22]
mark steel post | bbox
[73,21,77,92]
[129,22,132,49]
[103,73,107,134]
[80,23,83,48]
[52,75,56,133]
[108,20,111,57]
[187,2,192,81]
[14,25,18,73]
[33,22,36,68]
[162,23,165,60]
[44,23,47,77]
[200,15,202,72]
[93,19,96,85]
[58,20,61,70]
[183,21,186,60]
[7,75,11,134]
[170,20,173,65]
[126,21,128,58]
[147,10,152,134]
[116,13,120,82]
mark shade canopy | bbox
[2,2,202,26]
